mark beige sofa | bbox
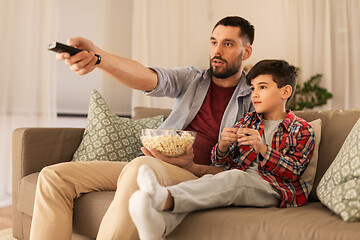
[12,107,360,240]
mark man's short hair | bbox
[246,59,298,100]
[212,16,255,45]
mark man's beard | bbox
[210,52,243,79]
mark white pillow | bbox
[301,119,322,193]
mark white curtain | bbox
[0,1,57,207]
[131,0,190,112]
[285,0,359,110]
[131,0,360,111]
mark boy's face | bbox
[250,75,290,118]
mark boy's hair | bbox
[246,59,298,101]
[212,16,255,45]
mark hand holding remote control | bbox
[48,36,158,89]
[48,38,101,75]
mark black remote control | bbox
[48,41,83,56]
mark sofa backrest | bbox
[132,107,172,120]
[133,107,360,202]
[294,109,360,201]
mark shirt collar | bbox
[254,110,296,132]
[281,110,296,132]
[204,68,251,97]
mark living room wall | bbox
[55,0,133,116]
[56,0,294,116]
[56,0,360,115]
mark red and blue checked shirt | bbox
[211,110,315,208]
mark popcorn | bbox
[141,130,196,157]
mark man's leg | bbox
[96,156,197,240]
[30,161,127,240]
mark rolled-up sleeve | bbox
[145,67,201,98]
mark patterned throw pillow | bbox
[316,117,360,222]
[72,89,164,162]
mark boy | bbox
[129,59,316,240]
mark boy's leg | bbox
[129,165,188,239]
[96,156,198,240]
[30,161,127,240]
[168,169,280,213]
[129,190,166,240]
[129,166,280,238]
[129,190,188,240]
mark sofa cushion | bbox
[18,173,39,216]
[317,117,360,222]
[72,90,164,163]
[73,191,115,238]
[168,202,360,240]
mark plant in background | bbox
[287,73,333,111]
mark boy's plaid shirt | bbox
[211,110,315,208]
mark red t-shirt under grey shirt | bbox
[185,80,236,165]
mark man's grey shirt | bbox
[146,66,254,140]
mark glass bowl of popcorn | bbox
[140,129,197,157]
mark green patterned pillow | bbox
[72,89,164,162]
[316,117,360,222]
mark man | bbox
[30,16,255,240]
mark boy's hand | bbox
[237,128,267,154]
[218,127,238,152]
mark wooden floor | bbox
[0,206,12,230]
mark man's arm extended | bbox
[56,37,158,92]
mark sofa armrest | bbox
[12,127,84,239]
[12,127,85,178]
